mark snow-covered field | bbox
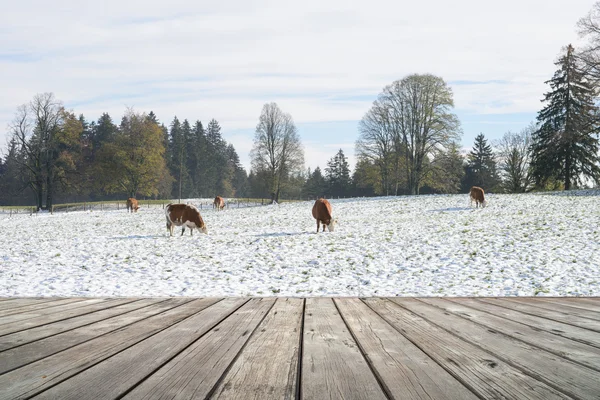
[1,192,599,297]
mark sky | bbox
[0,0,596,172]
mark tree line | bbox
[3,3,600,207]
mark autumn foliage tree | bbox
[96,109,169,198]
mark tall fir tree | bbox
[463,133,499,191]
[325,149,351,197]
[530,44,600,190]
[303,167,327,199]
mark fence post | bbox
[51,205,54,215]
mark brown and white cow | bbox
[470,186,487,208]
[312,198,337,233]
[213,196,225,211]
[126,197,140,213]
[165,203,208,236]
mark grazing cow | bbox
[165,203,208,236]
[213,196,225,211]
[312,198,337,233]
[126,197,140,213]
[470,186,487,208]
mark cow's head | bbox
[201,225,208,234]
[482,200,488,208]
[327,218,338,232]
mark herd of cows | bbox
[123,186,488,237]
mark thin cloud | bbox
[0,0,594,168]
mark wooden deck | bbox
[0,297,599,399]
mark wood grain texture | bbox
[365,298,568,399]
[504,297,600,321]
[0,298,173,373]
[123,298,275,400]
[211,298,304,400]
[536,297,600,312]
[481,298,600,332]
[452,298,600,348]
[301,298,387,400]
[422,297,600,371]
[0,298,123,335]
[0,298,67,311]
[0,298,87,317]
[0,298,107,326]
[1,297,599,400]
[335,298,477,400]
[391,298,600,399]
[0,298,159,352]
[34,298,240,400]
[0,298,203,400]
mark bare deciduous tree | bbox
[495,124,535,193]
[578,2,600,83]
[356,100,396,195]
[251,103,304,203]
[10,93,64,209]
[358,74,461,195]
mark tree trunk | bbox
[35,182,43,211]
[46,173,54,210]
[565,154,571,190]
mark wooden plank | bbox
[0,298,114,330]
[122,298,275,400]
[481,298,600,332]
[211,298,304,400]
[505,298,600,321]
[33,298,246,400]
[0,298,87,317]
[364,298,568,399]
[335,298,477,400]
[553,297,600,305]
[422,298,600,372]
[0,298,209,400]
[451,298,600,349]
[0,299,188,374]
[391,298,600,399]
[0,298,163,353]
[0,298,66,311]
[301,298,387,400]
[537,297,600,312]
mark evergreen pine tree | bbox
[206,119,227,196]
[168,117,186,199]
[530,44,600,190]
[304,166,327,198]
[463,133,499,191]
[325,149,351,197]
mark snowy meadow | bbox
[1,192,599,297]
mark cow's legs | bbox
[316,220,320,233]
[190,228,193,236]
[181,227,185,236]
